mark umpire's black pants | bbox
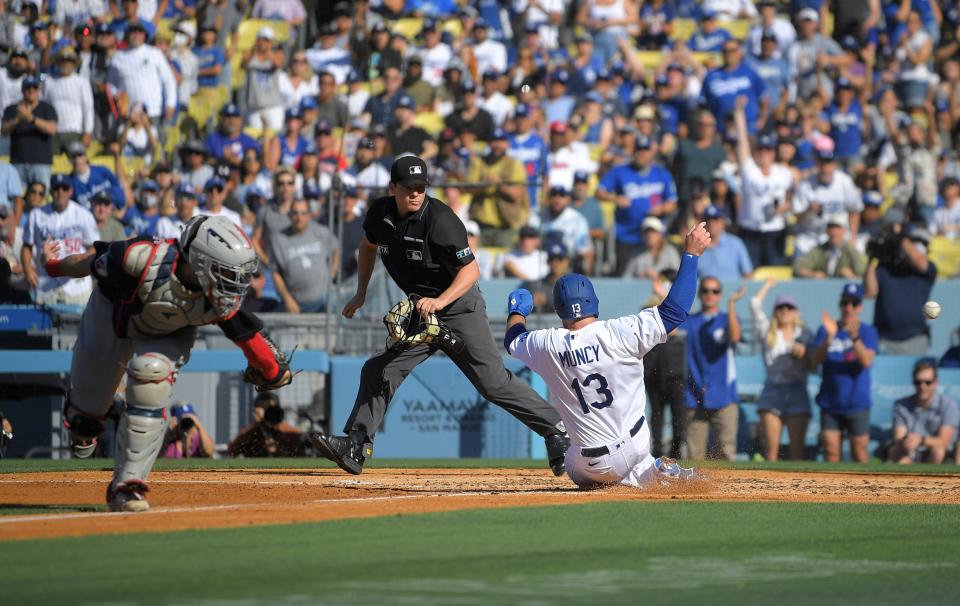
[644,333,688,459]
[345,285,563,445]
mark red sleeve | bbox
[236,332,280,379]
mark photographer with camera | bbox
[161,403,215,459]
[864,223,937,355]
[228,392,306,457]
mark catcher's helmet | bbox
[179,215,258,315]
[552,273,599,320]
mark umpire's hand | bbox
[343,292,366,318]
[685,222,711,256]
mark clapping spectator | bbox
[683,278,745,461]
[2,76,57,190]
[887,359,959,464]
[794,214,867,278]
[808,283,878,463]
[750,278,812,461]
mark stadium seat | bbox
[441,18,462,39]
[725,19,750,40]
[392,17,424,41]
[929,236,960,278]
[599,201,615,230]
[671,19,696,41]
[753,266,794,281]
[52,154,71,175]
[413,111,445,136]
[89,155,114,170]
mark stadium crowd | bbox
[0,0,959,463]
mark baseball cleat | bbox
[107,480,150,512]
[654,457,696,480]
[545,433,571,476]
[310,433,367,475]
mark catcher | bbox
[311,156,569,475]
[44,215,292,512]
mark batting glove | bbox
[508,288,534,317]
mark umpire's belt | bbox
[580,416,645,458]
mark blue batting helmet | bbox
[552,273,599,320]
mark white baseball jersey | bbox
[23,201,98,297]
[107,44,178,117]
[508,307,667,448]
[738,159,793,232]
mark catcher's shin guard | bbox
[63,396,109,458]
[114,353,175,485]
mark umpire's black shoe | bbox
[545,433,570,477]
[310,433,368,475]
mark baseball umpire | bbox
[46,216,293,511]
[311,156,570,475]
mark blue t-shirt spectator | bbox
[162,0,196,18]
[824,98,863,160]
[194,45,226,89]
[279,135,308,168]
[747,55,789,110]
[71,166,125,210]
[700,63,767,133]
[683,310,739,410]
[123,206,161,237]
[814,323,878,414]
[509,129,548,208]
[204,132,260,163]
[698,233,753,280]
[657,98,687,135]
[599,162,677,246]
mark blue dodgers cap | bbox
[284,106,302,121]
[491,127,508,140]
[221,103,241,117]
[303,183,322,199]
[757,133,777,149]
[573,170,589,183]
[203,176,225,191]
[635,134,653,149]
[139,178,160,192]
[422,17,438,31]
[815,147,835,161]
[552,273,599,320]
[21,75,41,91]
[482,68,500,81]
[514,103,531,117]
[302,139,318,155]
[50,174,71,189]
[841,282,864,302]
[547,241,568,259]
[552,69,569,83]
[655,73,669,87]
[703,204,725,220]
[299,95,319,110]
[462,80,478,93]
[549,184,569,196]
[863,191,883,207]
[176,183,198,198]
[170,402,195,418]
[595,67,612,81]
[836,76,853,90]
[702,8,718,19]
[396,94,415,109]
[474,17,489,29]
[584,91,603,103]
[245,186,266,200]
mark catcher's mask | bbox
[383,296,463,353]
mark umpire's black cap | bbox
[390,156,429,187]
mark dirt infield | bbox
[2,467,959,541]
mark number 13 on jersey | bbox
[570,373,614,414]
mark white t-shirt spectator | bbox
[472,38,508,76]
[547,143,598,191]
[277,72,319,109]
[23,200,98,299]
[932,202,960,238]
[739,159,793,232]
[793,171,862,254]
[418,43,454,88]
[108,44,178,119]
[541,207,592,260]
[43,73,94,135]
[502,248,549,281]
[480,91,514,127]
[200,206,243,228]
[156,208,200,239]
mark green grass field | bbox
[2,460,958,605]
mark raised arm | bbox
[657,222,712,332]
[727,286,747,344]
[733,95,751,166]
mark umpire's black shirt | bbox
[363,194,475,297]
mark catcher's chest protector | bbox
[118,241,228,337]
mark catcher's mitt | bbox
[383,297,464,353]
[243,334,296,392]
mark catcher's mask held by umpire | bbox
[383,296,464,353]
[553,274,600,320]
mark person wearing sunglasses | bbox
[682,276,745,460]
[750,278,813,461]
[199,176,241,228]
[808,282,878,463]
[268,198,339,314]
[887,359,958,464]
